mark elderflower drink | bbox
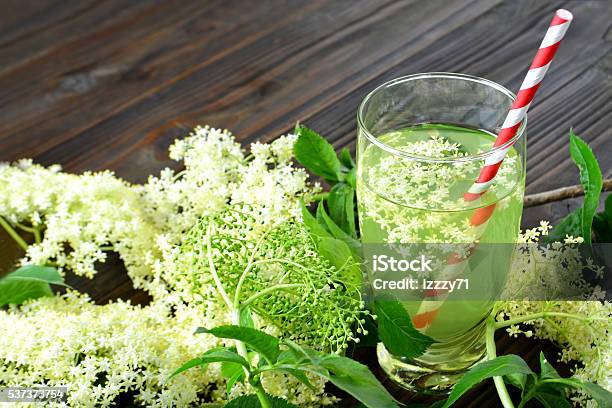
[356,74,526,393]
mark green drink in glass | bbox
[356,74,526,392]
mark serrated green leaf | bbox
[317,237,361,286]
[240,307,254,329]
[442,355,534,408]
[375,299,436,359]
[328,183,356,238]
[277,368,317,391]
[224,394,298,408]
[280,340,397,408]
[340,147,355,169]
[539,352,560,380]
[504,372,528,391]
[346,166,356,188]
[196,325,280,364]
[283,339,320,364]
[316,202,361,252]
[294,124,342,182]
[169,349,249,380]
[568,130,603,244]
[225,367,244,396]
[315,354,399,408]
[0,265,67,307]
[550,379,612,408]
[300,200,331,239]
[534,389,571,408]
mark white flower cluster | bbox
[0,294,221,407]
[0,127,334,407]
[497,224,612,402]
[0,162,156,283]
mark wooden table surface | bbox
[1,1,610,407]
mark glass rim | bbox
[357,72,527,163]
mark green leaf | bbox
[557,379,612,408]
[345,166,356,188]
[504,372,528,391]
[283,339,320,364]
[221,361,243,378]
[316,202,361,252]
[533,389,572,408]
[300,200,331,239]
[328,183,356,238]
[169,349,250,380]
[539,352,560,380]
[442,355,534,408]
[593,195,612,242]
[340,147,355,169]
[223,363,245,396]
[224,394,298,408]
[281,340,397,408]
[315,354,399,408]
[375,299,436,359]
[317,237,361,286]
[568,130,603,244]
[277,368,317,391]
[0,265,67,307]
[547,209,581,243]
[196,325,280,364]
[294,124,342,182]
[240,307,255,329]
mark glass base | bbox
[377,343,486,394]
[376,316,489,394]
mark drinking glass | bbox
[356,73,526,392]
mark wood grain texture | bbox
[0,1,610,406]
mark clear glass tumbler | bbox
[356,73,526,393]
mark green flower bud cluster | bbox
[173,205,366,352]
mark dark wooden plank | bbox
[1,0,504,180]
[0,0,330,168]
[0,1,155,74]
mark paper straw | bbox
[411,9,573,329]
[464,9,573,201]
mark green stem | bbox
[486,317,515,408]
[33,228,41,244]
[206,222,233,308]
[311,192,330,201]
[494,311,595,330]
[254,384,272,408]
[234,230,272,307]
[241,284,304,308]
[0,216,28,250]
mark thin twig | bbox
[523,178,612,208]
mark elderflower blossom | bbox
[167,205,366,352]
[496,225,612,403]
[0,126,339,407]
[0,162,157,286]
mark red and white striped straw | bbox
[464,9,573,201]
[411,9,573,329]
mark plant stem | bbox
[311,192,330,201]
[241,284,304,308]
[494,311,595,330]
[254,384,272,408]
[523,178,612,208]
[0,216,28,250]
[486,317,515,408]
[206,222,233,308]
